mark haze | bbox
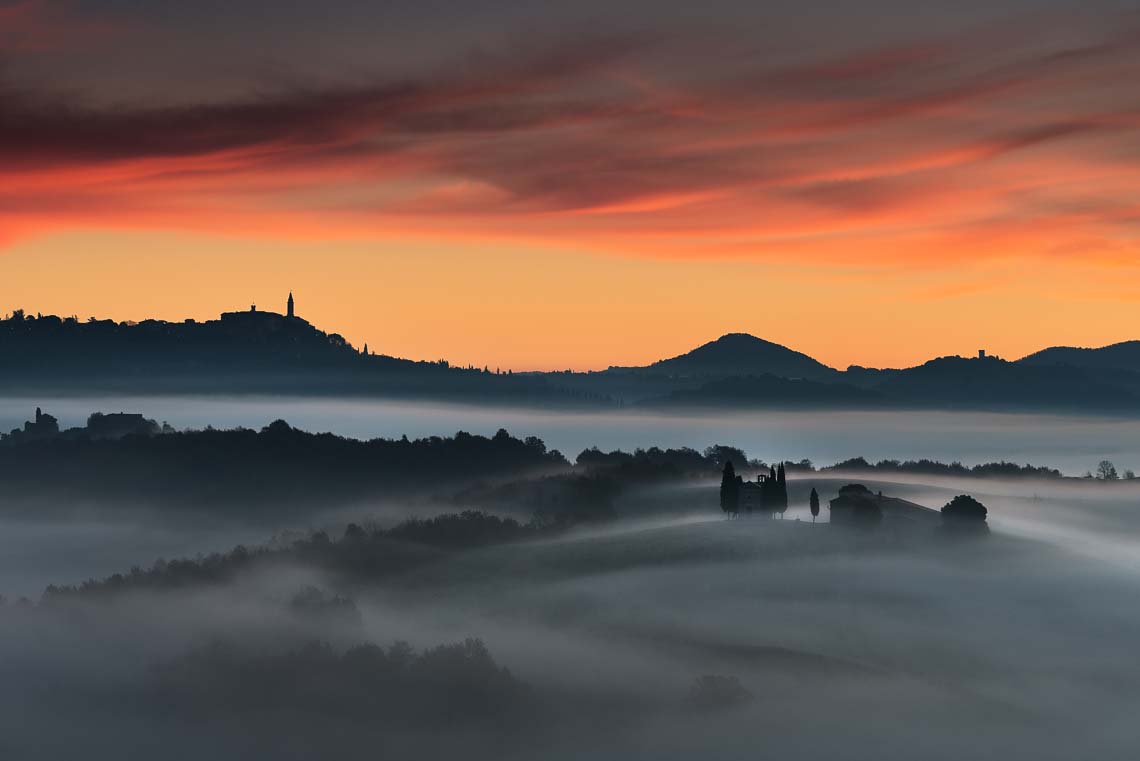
[3,463,1139,759]
[2,396,1135,475]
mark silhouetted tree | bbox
[940,494,989,536]
[776,463,788,518]
[703,445,748,471]
[0,422,569,511]
[820,457,1062,479]
[1096,460,1119,480]
[44,510,540,600]
[720,462,740,518]
[941,495,988,522]
[809,488,819,523]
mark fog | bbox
[0,518,264,598]
[853,475,1140,572]
[3,395,1137,475]
[2,399,1139,758]
[0,498,430,598]
[3,471,1140,758]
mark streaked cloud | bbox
[1,3,1138,273]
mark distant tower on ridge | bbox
[287,292,295,318]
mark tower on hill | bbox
[287,292,295,318]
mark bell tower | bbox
[287,291,295,318]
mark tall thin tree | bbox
[720,462,739,518]
[777,463,788,517]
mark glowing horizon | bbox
[2,1,1139,370]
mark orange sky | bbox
[3,228,1137,371]
[2,3,1139,370]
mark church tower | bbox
[287,292,295,318]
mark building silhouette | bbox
[2,407,166,444]
[737,464,787,515]
[26,407,59,438]
[2,407,59,443]
[829,484,941,528]
[220,293,308,327]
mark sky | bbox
[2,0,1139,371]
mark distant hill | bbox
[873,354,1140,412]
[0,307,602,406]
[1018,341,1140,373]
[5,305,1140,413]
[641,373,883,409]
[613,333,838,381]
[644,351,1140,413]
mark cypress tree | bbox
[777,463,788,514]
[720,462,739,517]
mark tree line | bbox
[42,510,554,601]
[0,422,568,513]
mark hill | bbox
[873,354,1140,411]
[641,373,882,409]
[6,304,1140,413]
[0,418,569,515]
[0,307,602,406]
[1018,341,1140,373]
[613,333,838,381]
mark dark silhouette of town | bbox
[0,295,608,406]
[4,298,1140,411]
[5,406,164,444]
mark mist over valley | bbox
[1,403,1138,759]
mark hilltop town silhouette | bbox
[0,294,605,404]
[3,297,1140,411]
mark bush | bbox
[941,494,988,522]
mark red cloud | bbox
[1,14,1138,266]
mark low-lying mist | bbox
[3,400,1139,759]
[4,395,1138,474]
[3,469,1140,760]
